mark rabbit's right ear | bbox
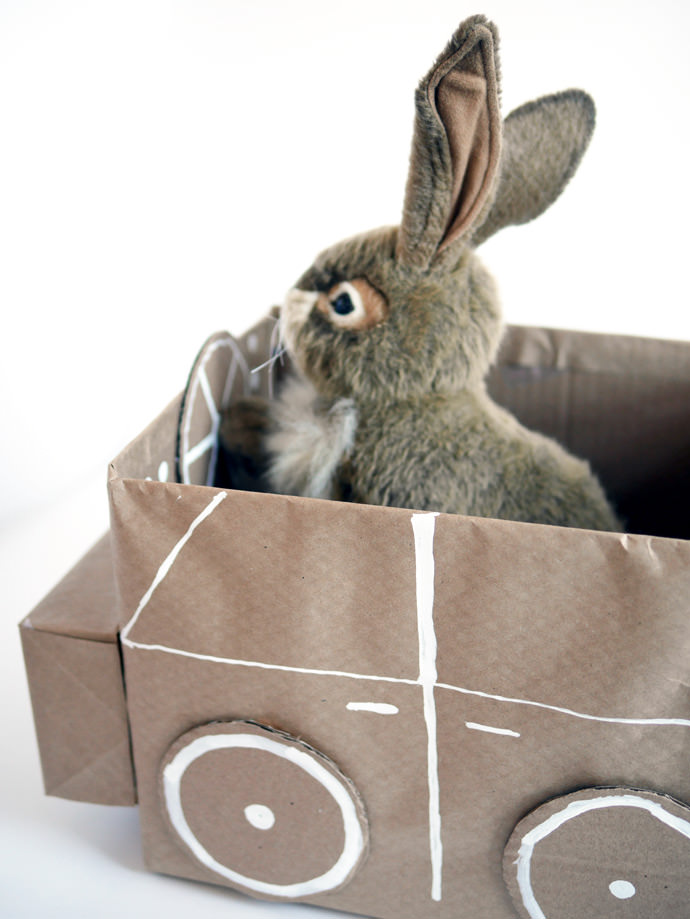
[396,16,501,270]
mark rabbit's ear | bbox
[397,16,502,269]
[472,90,596,247]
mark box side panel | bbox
[109,391,182,484]
[20,626,136,805]
[122,647,517,919]
[112,475,690,917]
[489,326,690,536]
[24,533,118,642]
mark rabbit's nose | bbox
[284,288,319,321]
[281,288,320,354]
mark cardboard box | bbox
[20,318,690,918]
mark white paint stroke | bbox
[465,721,521,738]
[122,638,690,731]
[199,366,220,425]
[198,367,222,487]
[123,639,421,685]
[184,431,215,467]
[515,793,690,919]
[220,350,239,408]
[346,702,399,715]
[120,491,227,644]
[437,681,690,729]
[163,731,365,898]
[121,501,690,738]
[609,880,636,900]
[412,512,442,903]
[181,335,250,486]
[244,804,275,831]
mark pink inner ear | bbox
[432,48,500,250]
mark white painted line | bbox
[199,366,220,425]
[515,794,690,919]
[181,335,251,486]
[163,731,365,898]
[346,702,399,715]
[412,512,442,902]
[121,638,690,731]
[465,721,520,738]
[184,431,215,467]
[122,639,421,686]
[437,681,690,729]
[121,491,227,644]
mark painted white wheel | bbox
[160,721,369,899]
[503,787,690,918]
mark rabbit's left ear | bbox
[471,90,596,248]
[397,16,501,269]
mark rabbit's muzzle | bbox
[280,288,318,355]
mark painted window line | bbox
[120,491,228,644]
[346,702,399,715]
[465,721,521,738]
[121,635,690,732]
[412,512,443,902]
[121,495,690,733]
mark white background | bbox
[2,2,689,917]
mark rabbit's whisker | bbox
[251,346,287,375]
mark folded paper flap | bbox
[22,533,119,642]
[46,735,134,802]
[21,627,135,805]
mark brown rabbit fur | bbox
[224,15,621,531]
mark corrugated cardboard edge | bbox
[156,720,371,901]
[502,786,690,918]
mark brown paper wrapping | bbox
[21,320,690,917]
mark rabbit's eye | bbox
[320,280,389,331]
[332,292,355,315]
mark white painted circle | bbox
[515,794,690,919]
[162,731,365,898]
[609,879,636,900]
[179,335,249,486]
[244,803,275,831]
[157,460,169,482]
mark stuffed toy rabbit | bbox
[222,15,621,531]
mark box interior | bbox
[190,319,690,540]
